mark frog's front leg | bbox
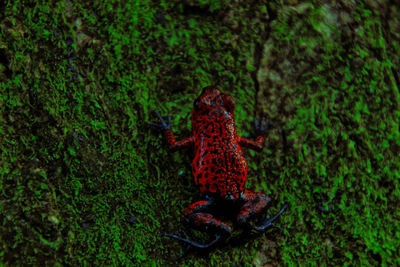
[149,110,194,151]
[239,136,266,151]
[239,115,273,151]
[237,190,286,231]
[164,199,232,249]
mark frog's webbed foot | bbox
[253,204,287,231]
[148,110,171,130]
[254,113,273,137]
[162,231,222,249]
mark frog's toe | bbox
[148,121,163,129]
[149,110,171,130]
[254,114,273,136]
[253,204,287,231]
[162,232,222,249]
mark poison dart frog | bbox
[150,86,286,249]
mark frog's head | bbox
[193,86,235,115]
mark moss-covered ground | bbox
[1,0,399,266]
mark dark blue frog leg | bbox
[254,205,287,231]
[237,190,286,231]
[149,110,194,151]
[162,199,232,249]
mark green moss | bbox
[1,0,399,266]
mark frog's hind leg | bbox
[254,204,287,231]
[237,190,286,231]
[163,199,232,249]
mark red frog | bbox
[150,86,286,249]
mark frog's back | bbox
[191,107,248,200]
